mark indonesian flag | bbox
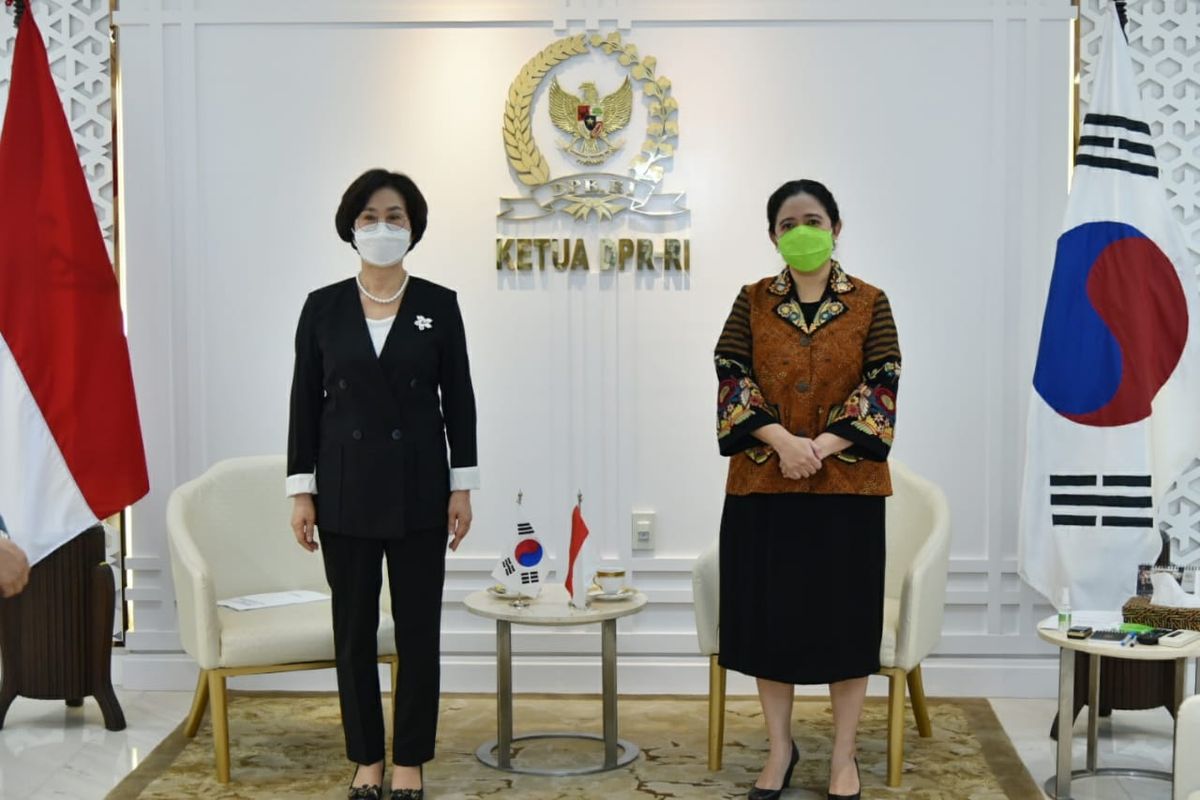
[0,9,149,566]
[565,502,594,609]
[1018,6,1199,611]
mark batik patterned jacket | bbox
[715,262,900,496]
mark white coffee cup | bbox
[595,568,626,595]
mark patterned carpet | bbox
[108,693,1040,799]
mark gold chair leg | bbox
[184,669,210,738]
[708,655,727,771]
[208,671,231,783]
[886,668,906,788]
[389,656,399,721]
[907,664,932,738]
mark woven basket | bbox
[1122,595,1200,632]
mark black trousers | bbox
[320,528,446,766]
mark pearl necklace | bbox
[356,272,410,304]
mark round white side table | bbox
[464,583,647,776]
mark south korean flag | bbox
[491,515,547,596]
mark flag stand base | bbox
[0,526,125,731]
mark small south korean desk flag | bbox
[491,493,547,596]
[1018,4,1200,612]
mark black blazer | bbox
[287,277,477,538]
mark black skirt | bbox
[718,492,886,685]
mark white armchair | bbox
[1178,695,1200,800]
[167,455,398,783]
[692,460,952,787]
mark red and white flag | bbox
[565,502,594,608]
[0,8,149,565]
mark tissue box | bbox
[1123,595,1200,632]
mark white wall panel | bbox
[110,0,1085,693]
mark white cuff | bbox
[450,466,480,492]
[286,473,318,497]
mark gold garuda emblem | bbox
[549,77,632,164]
[499,31,687,222]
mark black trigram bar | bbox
[1075,153,1159,178]
[1053,514,1096,526]
[517,523,535,536]
[1050,475,1098,486]
[1118,139,1155,157]
[1103,475,1151,487]
[1083,113,1151,135]
[502,558,516,576]
[1079,135,1114,148]
[520,571,539,585]
[1051,494,1152,508]
[1101,516,1154,528]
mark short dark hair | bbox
[766,179,841,234]
[335,169,429,252]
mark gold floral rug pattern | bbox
[108,693,1040,799]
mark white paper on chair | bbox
[217,590,329,611]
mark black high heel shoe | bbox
[389,765,423,800]
[347,766,382,800]
[747,740,800,800]
[827,756,861,800]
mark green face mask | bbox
[776,225,833,273]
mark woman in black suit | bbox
[287,169,478,800]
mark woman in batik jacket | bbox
[714,179,900,800]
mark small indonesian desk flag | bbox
[1017,5,1200,611]
[0,8,149,566]
[566,502,595,609]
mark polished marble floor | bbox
[0,685,1181,798]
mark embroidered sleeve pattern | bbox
[826,291,900,462]
[715,287,778,458]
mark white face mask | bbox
[353,222,411,267]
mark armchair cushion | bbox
[693,542,720,656]
[216,601,396,669]
[879,598,900,666]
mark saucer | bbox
[588,586,636,601]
